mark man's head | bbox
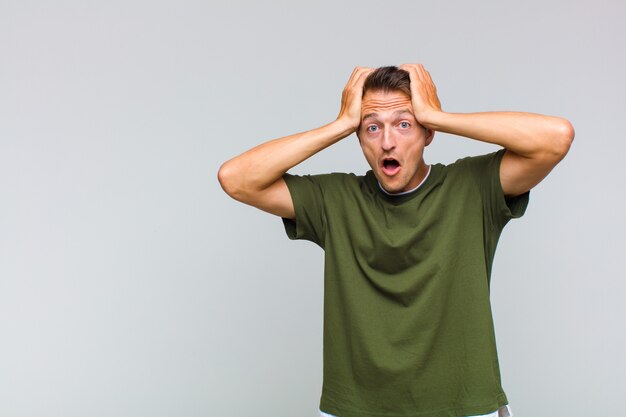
[362,66,412,98]
[357,66,435,194]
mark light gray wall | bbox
[1,1,624,416]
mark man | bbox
[218,64,574,417]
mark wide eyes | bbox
[365,122,410,133]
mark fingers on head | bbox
[398,63,412,73]
[345,67,363,91]
[347,66,361,84]
[349,67,372,88]
[352,66,371,75]
[415,65,433,82]
[400,63,421,79]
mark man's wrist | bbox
[417,110,445,131]
[332,117,359,138]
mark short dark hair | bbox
[363,66,411,97]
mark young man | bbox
[218,65,574,417]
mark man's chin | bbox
[373,169,408,193]
[378,178,404,194]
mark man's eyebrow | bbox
[362,109,413,121]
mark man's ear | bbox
[425,128,435,146]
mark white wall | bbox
[1,1,624,416]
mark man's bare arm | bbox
[399,64,575,197]
[217,67,374,219]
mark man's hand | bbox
[398,63,442,127]
[398,63,574,197]
[219,67,375,219]
[336,66,374,132]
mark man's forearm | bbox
[218,66,372,216]
[420,110,574,159]
[218,119,353,199]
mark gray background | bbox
[1,1,624,416]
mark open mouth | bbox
[381,158,401,176]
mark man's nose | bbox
[381,129,397,151]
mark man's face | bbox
[357,89,434,193]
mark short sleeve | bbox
[281,173,327,248]
[463,149,530,229]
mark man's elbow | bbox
[217,161,244,201]
[553,118,575,159]
[542,118,574,162]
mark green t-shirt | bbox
[282,149,529,417]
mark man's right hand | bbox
[219,66,374,220]
[336,67,374,133]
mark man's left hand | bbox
[398,63,442,126]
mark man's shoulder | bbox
[447,149,505,165]
[282,171,373,203]
[284,171,366,187]
[440,149,506,175]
